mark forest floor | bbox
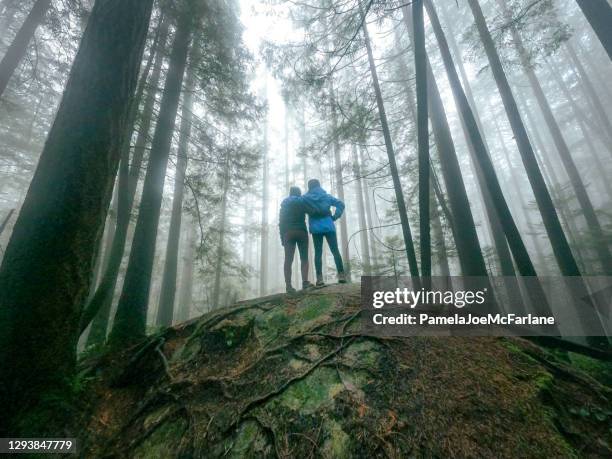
[76,283,612,458]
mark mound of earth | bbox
[77,284,612,458]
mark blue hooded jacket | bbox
[302,185,345,234]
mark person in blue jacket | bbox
[302,179,346,286]
[279,186,322,293]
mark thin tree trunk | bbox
[431,193,450,277]
[109,13,192,347]
[212,156,231,309]
[156,41,199,326]
[0,0,51,97]
[330,96,351,280]
[500,0,612,275]
[0,0,153,434]
[176,217,196,322]
[574,0,612,60]
[351,144,371,275]
[412,0,431,278]
[79,15,169,337]
[358,146,379,269]
[259,86,269,295]
[362,17,420,279]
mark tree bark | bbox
[575,0,612,60]
[109,12,193,347]
[156,41,199,326]
[0,0,153,434]
[0,0,51,97]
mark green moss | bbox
[254,307,291,343]
[133,418,187,459]
[271,367,342,414]
[569,353,612,387]
[321,419,351,457]
[226,419,271,458]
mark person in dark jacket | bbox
[302,179,346,286]
[279,186,320,293]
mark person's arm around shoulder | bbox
[299,195,330,218]
[329,194,345,221]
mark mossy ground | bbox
[77,284,612,458]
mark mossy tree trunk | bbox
[0,0,154,435]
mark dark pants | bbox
[313,231,344,277]
[283,229,309,286]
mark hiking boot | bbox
[286,285,296,294]
[302,280,314,291]
[316,274,325,287]
[337,272,347,284]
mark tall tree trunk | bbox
[156,41,199,326]
[362,17,420,279]
[109,13,192,347]
[351,144,371,275]
[499,0,612,275]
[79,15,169,338]
[176,216,196,323]
[465,0,583,279]
[259,88,269,296]
[358,146,379,269]
[403,4,489,278]
[0,0,51,97]
[0,0,153,434]
[412,0,431,278]
[212,156,231,309]
[431,192,450,277]
[565,43,612,145]
[330,96,351,280]
[574,0,612,60]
